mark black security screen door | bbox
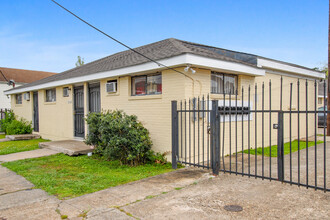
[74,86,85,137]
[89,83,101,113]
[33,92,39,132]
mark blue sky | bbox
[0,0,327,73]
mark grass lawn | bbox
[0,134,6,139]
[243,140,323,157]
[3,154,177,199]
[0,138,50,155]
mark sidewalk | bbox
[0,166,210,220]
[0,149,58,162]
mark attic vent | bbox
[63,87,70,97]
[24,92,30,101]
[106,81,117,93]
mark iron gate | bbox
[74,86,85,137]
[172,77,329,192]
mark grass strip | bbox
[3,154,176,199]
[0,138,49,155]
[243,140,323,157]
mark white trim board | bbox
[4,54,265,95]
[257,58,324,79]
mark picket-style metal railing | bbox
[172,77,329,192]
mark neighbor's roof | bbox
[0,67,56,84]
[5,38,322,94]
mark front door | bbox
[74,86,85,137]
[89,83,101,113]
[33,92,39,132]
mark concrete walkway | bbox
[0,148,58,162]
[0,166,210,220]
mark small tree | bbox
[75,56,85,67]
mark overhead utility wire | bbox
[50,0,194,81]
[0,69,9,83]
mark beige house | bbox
[4,38,325,155]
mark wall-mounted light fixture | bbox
[184,64,196,74]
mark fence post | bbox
[277,111,284,181]
[172,101,178,169]
[211,100,220,175]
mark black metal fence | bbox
[0,108,9,120]
[172,78,329,192]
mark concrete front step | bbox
[39,140,93,156]
[6,134,41,141]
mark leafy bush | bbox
[6,118,33,135]
[85,110,153,165]
[0,110,15,132]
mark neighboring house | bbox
[0,67,56,109]
[318,81,327,108]
[4,38,325,155]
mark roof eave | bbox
[4,53,265,95]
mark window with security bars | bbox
[211,72,238,94]
[45,88,56,102]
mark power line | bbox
[50,0,193,80]
[0,69,9,83]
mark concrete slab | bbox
[87,208,134,220]
[0,189,60,220]
[39,140,93,156]
[6,134,41,141]
[0,148,58,162]
[123,174,330,220]
[0,166,34,195]
[59,168,211,217]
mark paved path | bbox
[0,166,210,220]
[0,149,58,162]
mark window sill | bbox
[44,102,56,105]
[106,92,120,97]
[210,94,241,100]
[15,104,23,107]
[128,94,162,101]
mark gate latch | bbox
[273,124,279,129]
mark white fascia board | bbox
[186,54,265,76]
[318,95,327,98]
[4,55,187,95]
[5,53,264,95]
[257,58,325,79]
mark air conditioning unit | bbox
[24,92,30,101]
[63,87,70,97]
[106,82,117,93]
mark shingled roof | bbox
[5,38,320,93]
[0,67,55,84]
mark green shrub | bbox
[85,110,153,165]
[0,110,15,132]
[6,118,33,135]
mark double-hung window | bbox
[45,88,56,102]
[211,72,238,94]
[16,94,22,104]
[131,73,162,96]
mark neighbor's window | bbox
[211,72,238,94]
[45,88,56,102]
[131,73,162,96]
[16,94,22,104]
[318,98,323,105]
